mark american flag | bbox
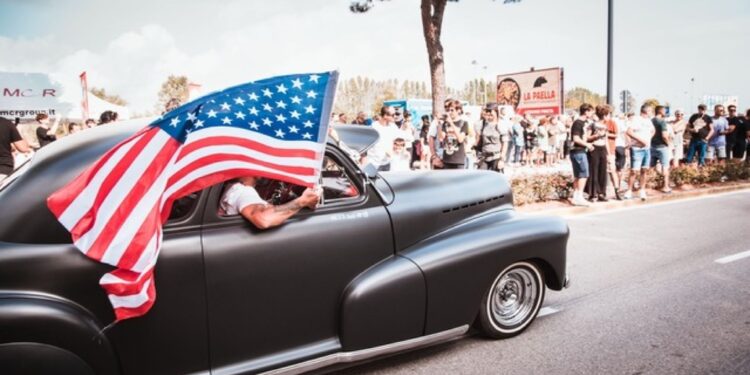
[47,72,338,321]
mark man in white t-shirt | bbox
[367,106,403,171]
[623,105,655,200]
[221,175,320,229]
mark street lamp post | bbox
[606,0,614,105]
[471,60,479,105]
[690,77,695,110]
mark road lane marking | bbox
[562,189,750,219]
[715,250,750,264]
[537,307,559,317]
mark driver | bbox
[220,175,321,229]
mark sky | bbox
[1,0,748,113]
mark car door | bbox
[201,147,394,374]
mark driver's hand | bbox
[298,188,321,209]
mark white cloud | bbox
[1,0,748,114]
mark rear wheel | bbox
[477,261,545,339]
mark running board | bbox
[261,325,470,375]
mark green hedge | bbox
[510,161,750,206]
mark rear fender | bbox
[0,292,119,374]
[400,210,569,334]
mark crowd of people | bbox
[4,96,750,206]
[0,110,120,183]
[334,99,750,206]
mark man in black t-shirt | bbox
[438,99,469,169]
[727,105,746,159]
[685,104,714,166]
[0,116,31,182]
[569,103,595,206]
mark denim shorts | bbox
[707,145,727,159]
[570,151,589,178]
[650,146,671,167]
[630,147,650,170]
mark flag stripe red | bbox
[167,152,316,188]
[68,128,161,246]
[115,201,161,270]
[83,134,178,261]
[112,277,156,321]
[177,136,318,161]
[47,127,149,219]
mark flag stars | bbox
[221,116,232,125]
[249,106,259,116]
[309,74,320,83]
[186,112,197,122]
[194,119,205,128]
[288,125,299,134]
[220,102,231,111]
[290,96,302,104]
[275,100,287,109]
[291,78,303,89]
[302,132,313,140]
[262,88,273,98]
[276,83,288,94]
[303,120,314,128]
[234,97,246,106]
[249,121,259,130]
[275,114,287,123]
[262,117,273,126]
[275,129,285,138]
[262,103,273,112]
[248,92,259,101]
[207,109,218,118]
[169,116,180,127]
[290,110,301,119]
[305,105,315,114]
[306,90,317,99]
[235,111,246,120]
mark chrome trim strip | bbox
[261,325,470,375]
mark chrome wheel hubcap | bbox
[491,267,538,327]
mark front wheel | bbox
[477,261,545,339]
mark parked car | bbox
[0,121,569,375]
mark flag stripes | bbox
[47,72,336,322]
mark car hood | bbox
[380,170,513,251]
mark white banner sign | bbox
[0,72,72,119]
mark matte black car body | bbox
[0,121,569,374]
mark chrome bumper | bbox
[563,272,571,289]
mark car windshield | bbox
[0,159,32,192]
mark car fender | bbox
[400,210,569,334]
[339,256,426,351]
[0,292,120,374]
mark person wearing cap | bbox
[685,104,714,166]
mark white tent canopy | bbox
[66,93,130,121]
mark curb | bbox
[518,182,750,217]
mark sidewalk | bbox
[517,181,750,216]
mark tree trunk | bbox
[421,0,447,119]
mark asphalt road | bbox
[337,190,750,375]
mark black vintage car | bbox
[0,121,569,375]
